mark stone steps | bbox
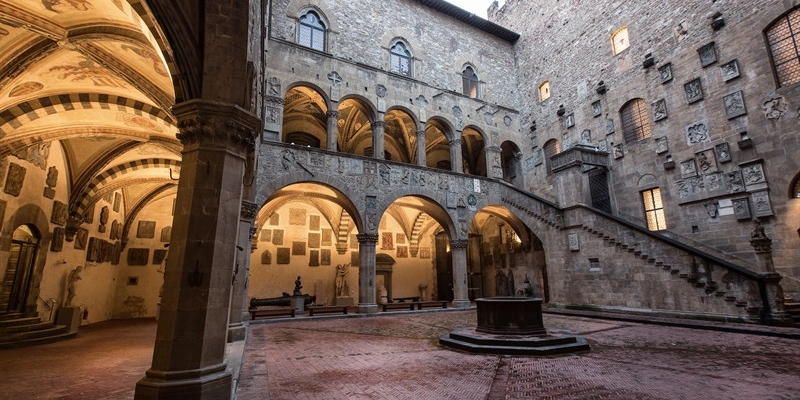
[0,316,76,349]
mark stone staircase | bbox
[0,313,76,349]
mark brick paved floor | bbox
[2,311,798,399]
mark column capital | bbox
[240,200,258,221]
[356,233,380,244]
[326,110,339,118]
[449,138,462,147]
[416,130,426,138]
[371,120,385,129]
[173,99,260,152]
[449,239,468,249]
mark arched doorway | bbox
[1,225,40,314]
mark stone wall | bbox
[493,0,800,296]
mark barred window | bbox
[462,66,479,98]
[620,98,651,143]
[612,27,630,55]
[766,7,800,87]
[642,188,667,231]
[390,42,412,77]
[298,11,325,51]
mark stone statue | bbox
[522,275,534,297]
[293,276,303,295]
[335,263,350,297]
[751,218,767,240]
[378,284,388,304]
[65,266,82,307]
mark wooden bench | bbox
[249,307,295,320]
[393,296,420,303]
[381,302,416,312]
[307,306,348,316]
[415,300,448,310]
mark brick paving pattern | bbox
[2,311,798,399]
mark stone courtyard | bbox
[3,310,798,399]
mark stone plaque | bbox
[51,201,68,226]
[685,121,710,145]
[591,100,602,117]
[605,119,615,135]
[724,171,745,193]
[51,227,65,252]
[720,59,740,82]
[272,229,284,245]
[419,247,431,259]
[261,250,272,265]
[84,203,94,224]
[565,113,575,128]
[751,190,773,217]
[705,172,724,195]
[396,233,406,244]
[613,144,624,159]
[652,99,667,121]
[723,90,746,119]
[4,163,26,196]
[321,229,332,246]
[321,249,331,265]
[0,200,5,233]
[732,198,751,220]
[741,161,766,188]
[524,156,535,171]
[350,234,358,249]
[153,249,168,265]
[308,233,320,249]
[655,136,668,154]
[289,208,306,225]
[127,248,149,265]
[568,233,580,251]
[110,220,118,240]
[680,159,697,178]
[684,78,703,104]
[396,246,408,258]
[291,241,306,256]
[269,213,280,225]
[698,42,717,67]
[74,228,88,250]
[113,192,121,212]
[260,229,272,242]
[350,250,360,266]
[276,248,290,264]
[309,215,320,231]
[160,226,171,242]
[112,241,122,265]
[87,237,101,262]
[381,232,393,250]
[309,250,319,266]
[659,63,673,83]
[715,142,731,163]
[137,221,156,238]
[695,149,717,174]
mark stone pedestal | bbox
[291,295,305,314]
[56,306,81,334]
[335,296,354,306]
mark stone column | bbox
[134,100,259,400]
[326,110,338,151]
[450,136,463,173]
[416,125,426,167]
[357,233,379,314]
[372,119,385,159]
[450,239,470,308]
[227,200,257,343]
[749,220,791,324]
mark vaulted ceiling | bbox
[0,0,179,220]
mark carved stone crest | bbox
[763,95,788,120]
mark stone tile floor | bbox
[2,310,799,399]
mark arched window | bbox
[390,41,412,77]
[766,7,800,87]
[612,27,630,55]
[620,98,651,143]
[539,81,551,101]
[462,65,479,98]
[298,10,326,51]
[543,138,560,173]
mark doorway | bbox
[434,232,453,301]
[1,225,40,314]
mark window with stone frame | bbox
[611,27,630,55]
[390,41,412,77]
[298,10,326,51]
[462,65,479,98]
[620,98,651,143]
[766,7,800,87]
[543,138,561,173]
[642,188,667,231]
[539,81,551,101]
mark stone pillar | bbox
[134,100,259,400]
[227,200,256,343]
[326,110,338,151]
[357,233,379,314]
[749,220,791,324]
[450,239,470,308]
[372,119,385,159]
[416,126,426,167]
[450,136,463,173]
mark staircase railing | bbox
[37,296,57,322]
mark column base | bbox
[134,363,232,400]
[358,303,378,314]
[451,300,472,309]
[227,322,247,343]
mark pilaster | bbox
[357,232,379,314]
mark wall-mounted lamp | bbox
[711,12,725,31]
[737,131,753,150]
[642,53,655,69]
[663,154,675,170]
[556,104,566,117]
[596,81,607,95]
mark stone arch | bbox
[283,83,331,148]
[384,106,419,163]
[255,172,364,232]
[286,0,340,33]
[425,116,456,171]
[337,95,378,156]
[372,188,457,240]
[284,81,332,110]
[500,140,524,187]
[462,125,488,177]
